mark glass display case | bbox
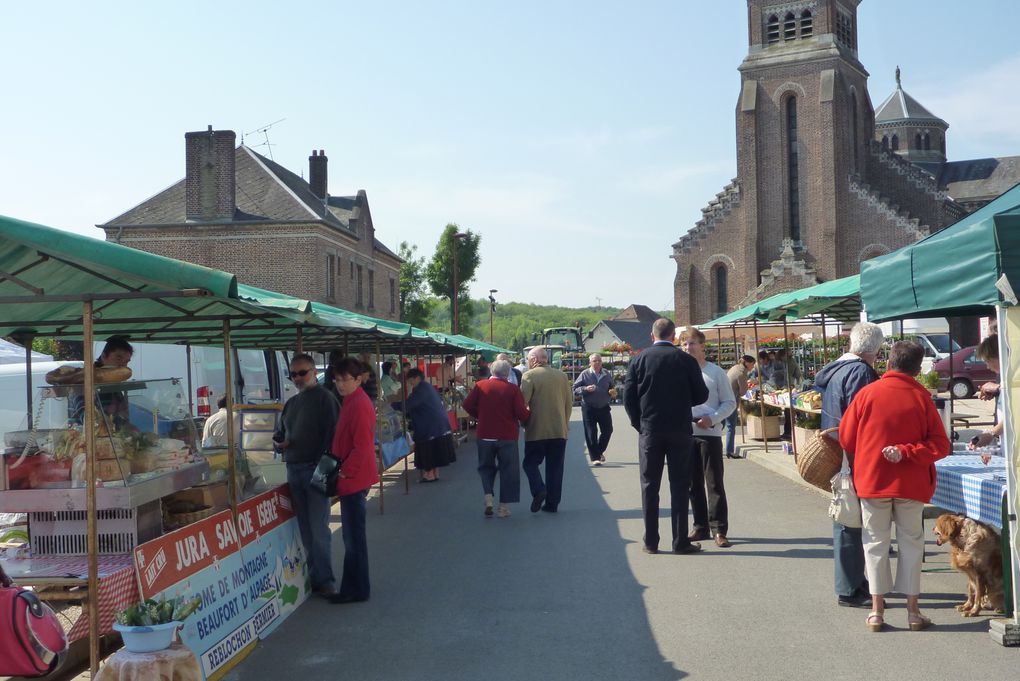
[1,379,209,512]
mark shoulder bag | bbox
[828,466,862,528]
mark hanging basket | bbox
[796,427,843,492]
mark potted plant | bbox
[918,370,941,396]
[113,594,201,653]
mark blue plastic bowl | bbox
[113,621,181,653]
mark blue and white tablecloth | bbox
[932,454,1007,528]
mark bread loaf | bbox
[44,365,133,385]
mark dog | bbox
[933,514,1004,617]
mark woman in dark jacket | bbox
[393,368,455,482]
[328,357,379,604]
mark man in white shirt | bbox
[201,396,239,448]
[683,328,737,548]
[497,353,522,386]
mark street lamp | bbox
[451,232,468,335]
[488,289,498,343]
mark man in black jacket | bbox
[624,318,709,554]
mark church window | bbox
[850,91,859,170]
[786,97,801,242]
[923,132,931,151]
[835,9,855,50]
[940,136,946,154]
[766,15,780,44]
[891,134,899,151]
[783,12,797,41]
[914,133,922,150]
[881,135,889,151]
[799,10,813,38]
[713,265,728,317]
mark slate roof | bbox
[874,85,947,127]
[937,157,1020,206]
[594,320,656,351]
[611,304,659,324]
[102,145,401,261]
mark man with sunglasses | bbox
[274,353,341,596]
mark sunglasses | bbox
[288,369,313,379]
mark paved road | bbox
[224,406,1018,681]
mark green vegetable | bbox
[115,594,202,626]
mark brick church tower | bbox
[672,0,962,326]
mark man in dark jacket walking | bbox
[624,318,709,554]
[813,322,884,608]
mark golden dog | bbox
[933,514,1004,616]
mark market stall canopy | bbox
[861,183,1020,322]
[700,275,860,328]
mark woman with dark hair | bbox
[839,340,950,632]
[328,357,379,604]
[970,334,1003,450]
[393,367,455,482]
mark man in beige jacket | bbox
[521,347,574,513]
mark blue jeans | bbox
[477,440,521,503]
[287,462,336,590]
[581,404,613,460]
[339,490,370,600]
[522,439,566,510]
[833,521,868,597]
[724,410,739,456]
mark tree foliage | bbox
[397,241,431,328]
[425,224,481,334]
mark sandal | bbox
[866,612,885,632]
[908,613,932,631]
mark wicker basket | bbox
[796,427,843,492]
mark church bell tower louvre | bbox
[672,0,958,326]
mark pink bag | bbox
[0,565,68,677]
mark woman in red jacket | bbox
[840,341,950,632]
[329,357,380,604]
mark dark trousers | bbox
[833,521,869,597]
[581,404,613,460]
[522,438,566,510]
[339,490,370,600]
[689,435,728,536]
[476,439,521,503]
[638,430,695,551]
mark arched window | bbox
[714,265,728,317]
[766,14,780,44]
[800,10,813,38]
[923,133,931,151]
[940,136,946,154]
[783,12,797,41]
[891,134,899,151]
[881,135,889,151]
[914,133,923,150]
[786,97,801,242]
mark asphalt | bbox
[222,405,1020,681]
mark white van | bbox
[0,361,83,437]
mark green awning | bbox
[700,275,861,328]
[861,183,1020,322]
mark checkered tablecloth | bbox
[932,454,1008,529]
[0,553,140,642]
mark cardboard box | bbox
[746,415,782,440]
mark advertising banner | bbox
[132,485,310,680]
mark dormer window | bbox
[800,10,813,38]
[783,12,797,41]
[766,14,780,44]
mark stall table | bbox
[0,553,139,642]
[932,454,1007,529]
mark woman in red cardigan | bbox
[840,341,950,632]
[328,357,379,604]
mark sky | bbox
[3,1,1019,311]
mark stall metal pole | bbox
[398,342,410,494]
[223,321,238,514]
[185,344,194,417]
[783,318,796,457]
[296,326,304,353]
[822,315,828,375]
[716,328,723,364]
[83,302,100,676]
[376,337,385,514]
[733,325,745,445]
[343,332,349,357]
[754,320,769,453]
[13,333,34,426]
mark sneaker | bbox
[593,459,602,466]
[599,455,606,463]
[497,505,511,518]
[484,493,494,517]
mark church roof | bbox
[594,320,656,351]
[874,71,947,127]
[938,157,1020,206]
[610,304,660,324]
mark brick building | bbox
[102,127,402,319]
[673,0,1020,327]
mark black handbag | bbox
[309,453,341,496]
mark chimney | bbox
[309,149,328,199]
[185,126,236,222]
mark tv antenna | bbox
[244,118,286,160]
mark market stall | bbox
[860,182,1020,643]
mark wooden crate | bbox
[746,414,782,440]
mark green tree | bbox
[397,241,431,328]
[425,224,481,334]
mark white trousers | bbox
[860,497,925,596]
